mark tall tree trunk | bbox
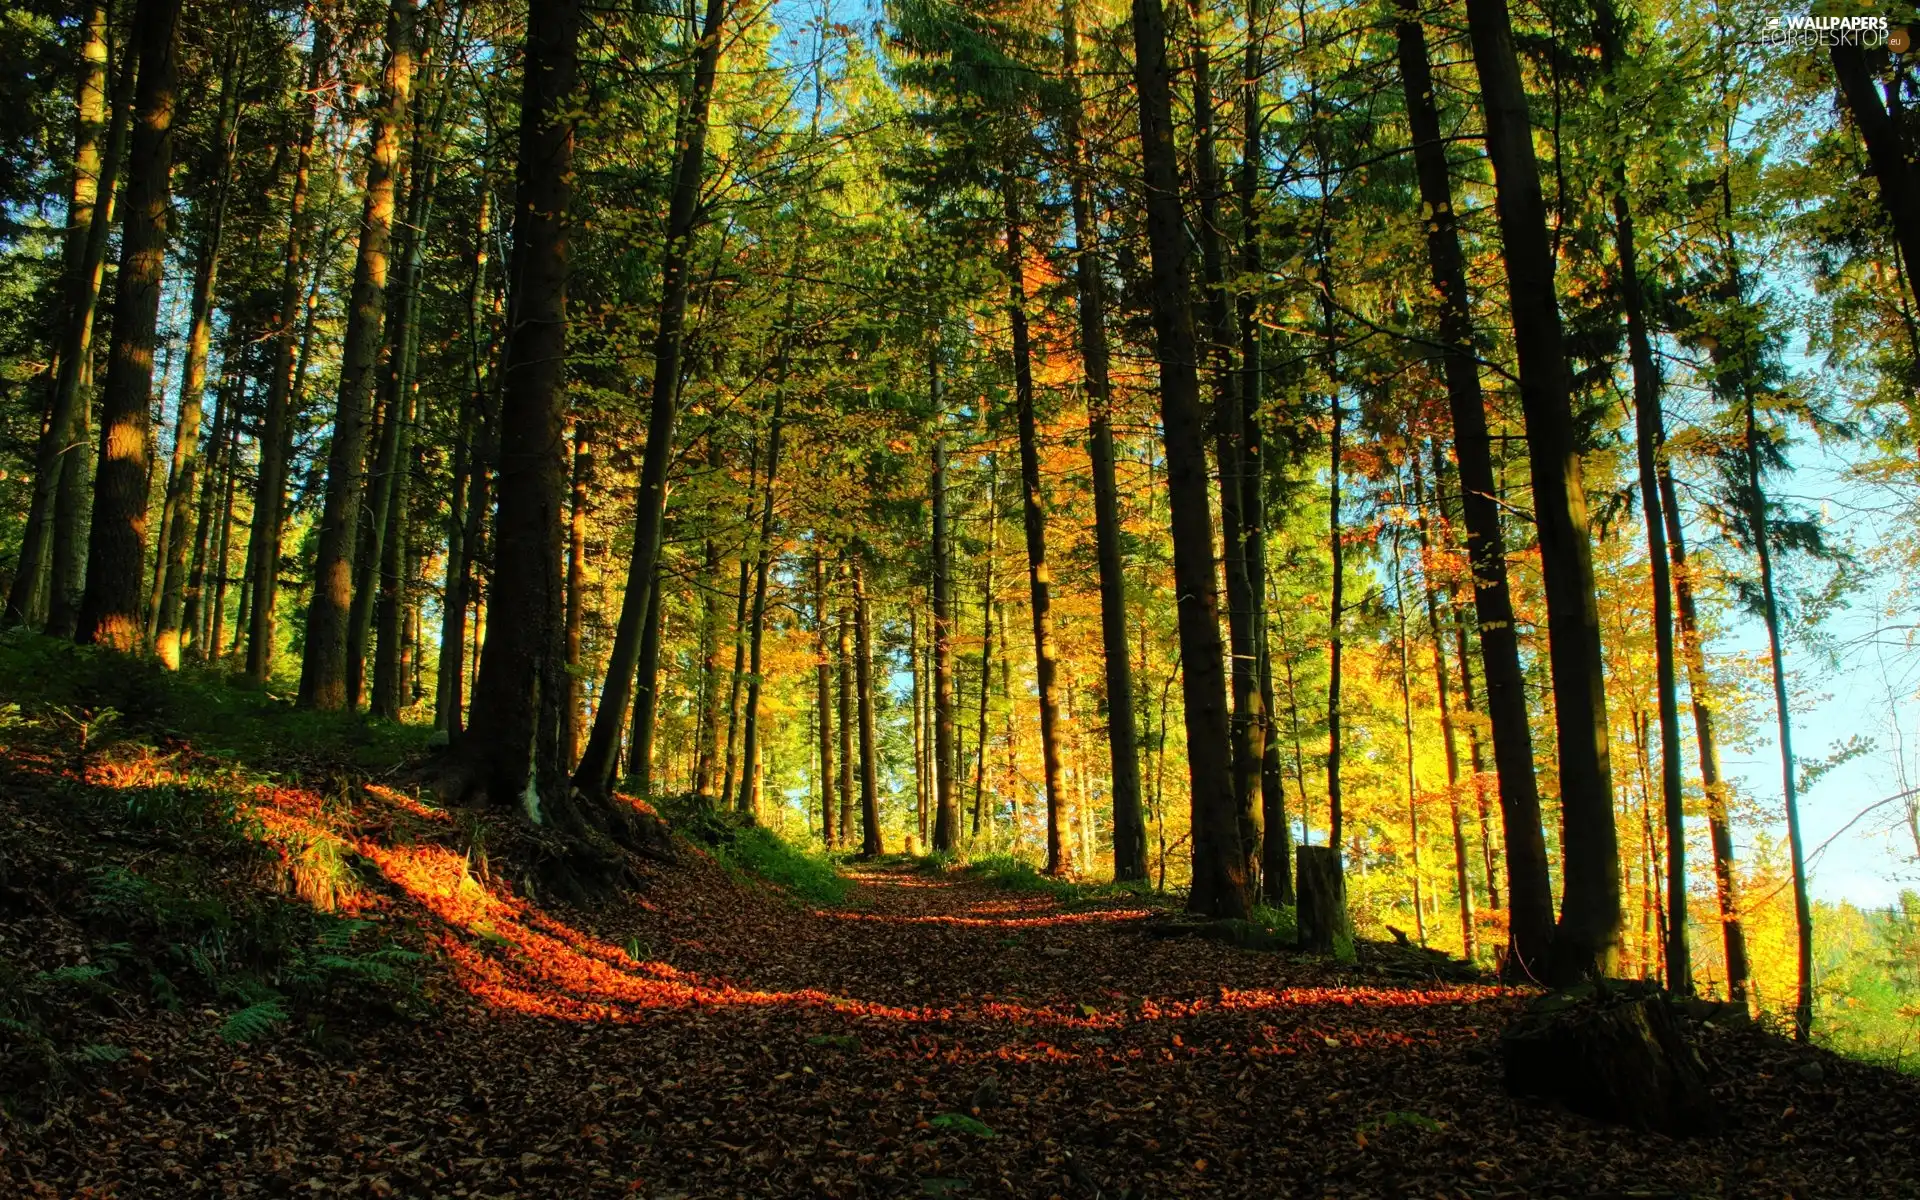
[572,0,729,794]
[837,590,855,847]
[694,479,725,801]
[1414,454,1475,960]
[1003,182,1070,875]
[8,5,119,629]
[181,373,229,655]
[814,545,837,845]
[1129,0,1248,917]
[75,0,185,650]
[1399,9,1546,961]
[972,456,1000,837]
[248,15,329,683]
[1059,0,1142,881]
[1185,0,1265,884]
[1660,459,1750,1006]
[154,34,241,666]
[628,563,664,793]
[564,423,592,759]
[1241,0,1289,904]
[207,412,240,660]
[447,0,580,823]
[1595,0,1688,994]
[437,184,499,730]
[738,387,787,816]
[853,554,883,857]
[372,114,442,718]
[1830,44,1920,312]
[1393,528,1427,946]
[930,345,959,852]
[1465,0,1619,981]
[1326,357,1345,851]
[299,0,413,707]
[721,441,759,804]
[1745,390,1813,1040]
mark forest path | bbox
[9,743,1917,1200]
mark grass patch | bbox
[659,797,848,907]
[956,853,1157,906]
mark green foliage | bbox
[219,999,289,1045]
[662,797,850,906]
[929,1112,995,1139]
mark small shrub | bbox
[721,826,848,907]
[219,999,289,1044]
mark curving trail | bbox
[7,761,1919,1199]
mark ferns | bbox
[68,1043,128,1065]
[219,1000,288,1044]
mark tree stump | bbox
[1502,988,1721,1136]
[1295,845,1352,957]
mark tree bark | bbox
[8,4,118,629]
[1659,461,1750,1006]
[1465,0,1619,981]
[1130,0,1247,918]
[1057,0,1142,881]
[814,545,837,844]
[738,388,787,816]
[299,0,413,707]
[930,345,960,852]
[435,183,497,729]
[1003,183,1070,875]
[972,456,1000,837]
[74,0,184,651]
[1396,3,1550,972]
[248,15,329,683]
[853,553,883,857]
[1121,0,1244,917]
[564,423,593,758]
[447,0,579,821]
[837,588,856,846]
[572,0,729,794]
[1414,454,1475,960]
[1185,0,1265,886]
[1831,44,1920,312]
[628,563,664,793]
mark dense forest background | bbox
[2,0,1918,1069]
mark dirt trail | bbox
[7,771,1919,1199]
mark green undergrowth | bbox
[944,853,1159,907]
[0,629,437,772]
[0,632,432,1119]
[659,797,849,907]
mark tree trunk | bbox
[563,423,592,758]
[1744,396,1813,1040]
[628,563,664,793]
[930,347,959,852]
[445,0,579,823]
[1595,0,1687,994]
[1185,0,1264,885]
[372,113,441,719]
[853,554,883,857]
[1393,528,1427,946]
[972,456,1000,837]
[722,443,759,804]
[1296,845,1351,955]
[299,0,413,707]
[738,388,787,816]
[1660,460,1750,1006]
[1241,0,1289,905]
[1465,0,1619,980]
[1129,0,1247,918]
[814,546,837,845]
[694,485,725,801]
[1414,453,1475,960]
[1830,44,1920,312]
[437,186,499,732]
[73,0,184,651]
[1002,183,1070,875]
[248,16,329,683]
[1056,0,1143,880]
[571,0,729,795]
[837,590,856,847]
[8,5,119,629]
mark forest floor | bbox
[4,646,1920,1198]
